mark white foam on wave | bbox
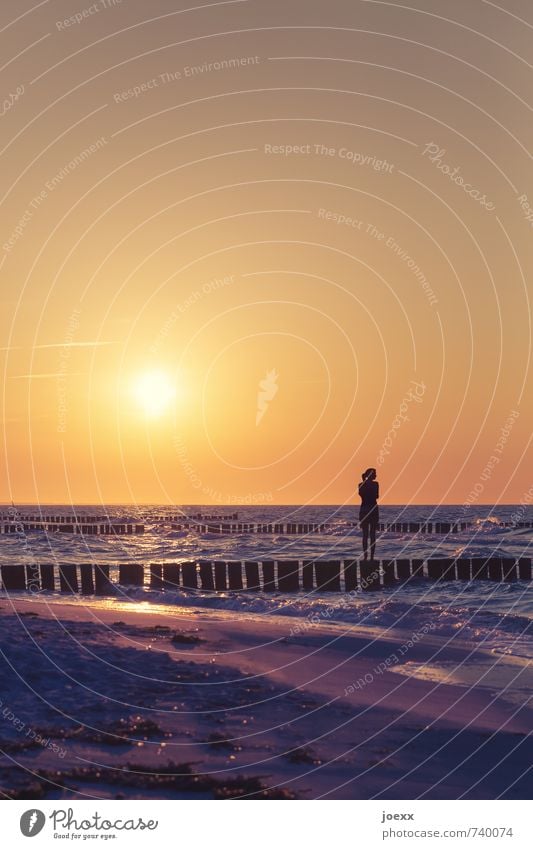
[109,580,533,660]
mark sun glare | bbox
[132,369,176,419]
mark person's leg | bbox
[361,521,369,559]
[369,522,377,560]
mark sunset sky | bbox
[1,0,531,505]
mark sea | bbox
[1,504,532,668]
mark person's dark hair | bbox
[362,467,377,481]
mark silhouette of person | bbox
[358,468,379,560]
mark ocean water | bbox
[1,503,532,563]
[1,504,532,662]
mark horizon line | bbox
[0,501,526,508]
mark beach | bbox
[1,591,531,800]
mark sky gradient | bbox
[1,0,532,505]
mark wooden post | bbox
[40,563,55,591]
[487,558,503,581]
[26,564,40,592]
[412,559,424,577]
[472,558,489,580]
[501,559,517,582]
[314,561,341,592]
[181,562,198,590]
[518,558,532,581]
[199,561,214,591]
[214,562,227,591]
[302,560,315,591]
[396,559,411,581]
[360,560,380,591]
[343,559,358,592]
[456,559,471,581]
[427,559,456,581]
[244,561,260,590]
[119,563,144,586]
[80,564,95,594]
[227,562,244,590]
[2,564,28,591]
[94,564,112,595]
[150,564,164,590]
[58,564,78,593]
[277,561,300,591]
[163,563,181,590]
[382,559,396,586]
[262,561,276,591]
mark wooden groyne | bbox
[0,556,530,595]
[171,520,530,535]
[2,516,529,536]
[155,513,239,522]
[0,512,238,523]
[0,514,108,523]
[0,523,144,535]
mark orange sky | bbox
[1,0,531,505]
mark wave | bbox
[100,579,533,660]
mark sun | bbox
[131,369,176,419]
